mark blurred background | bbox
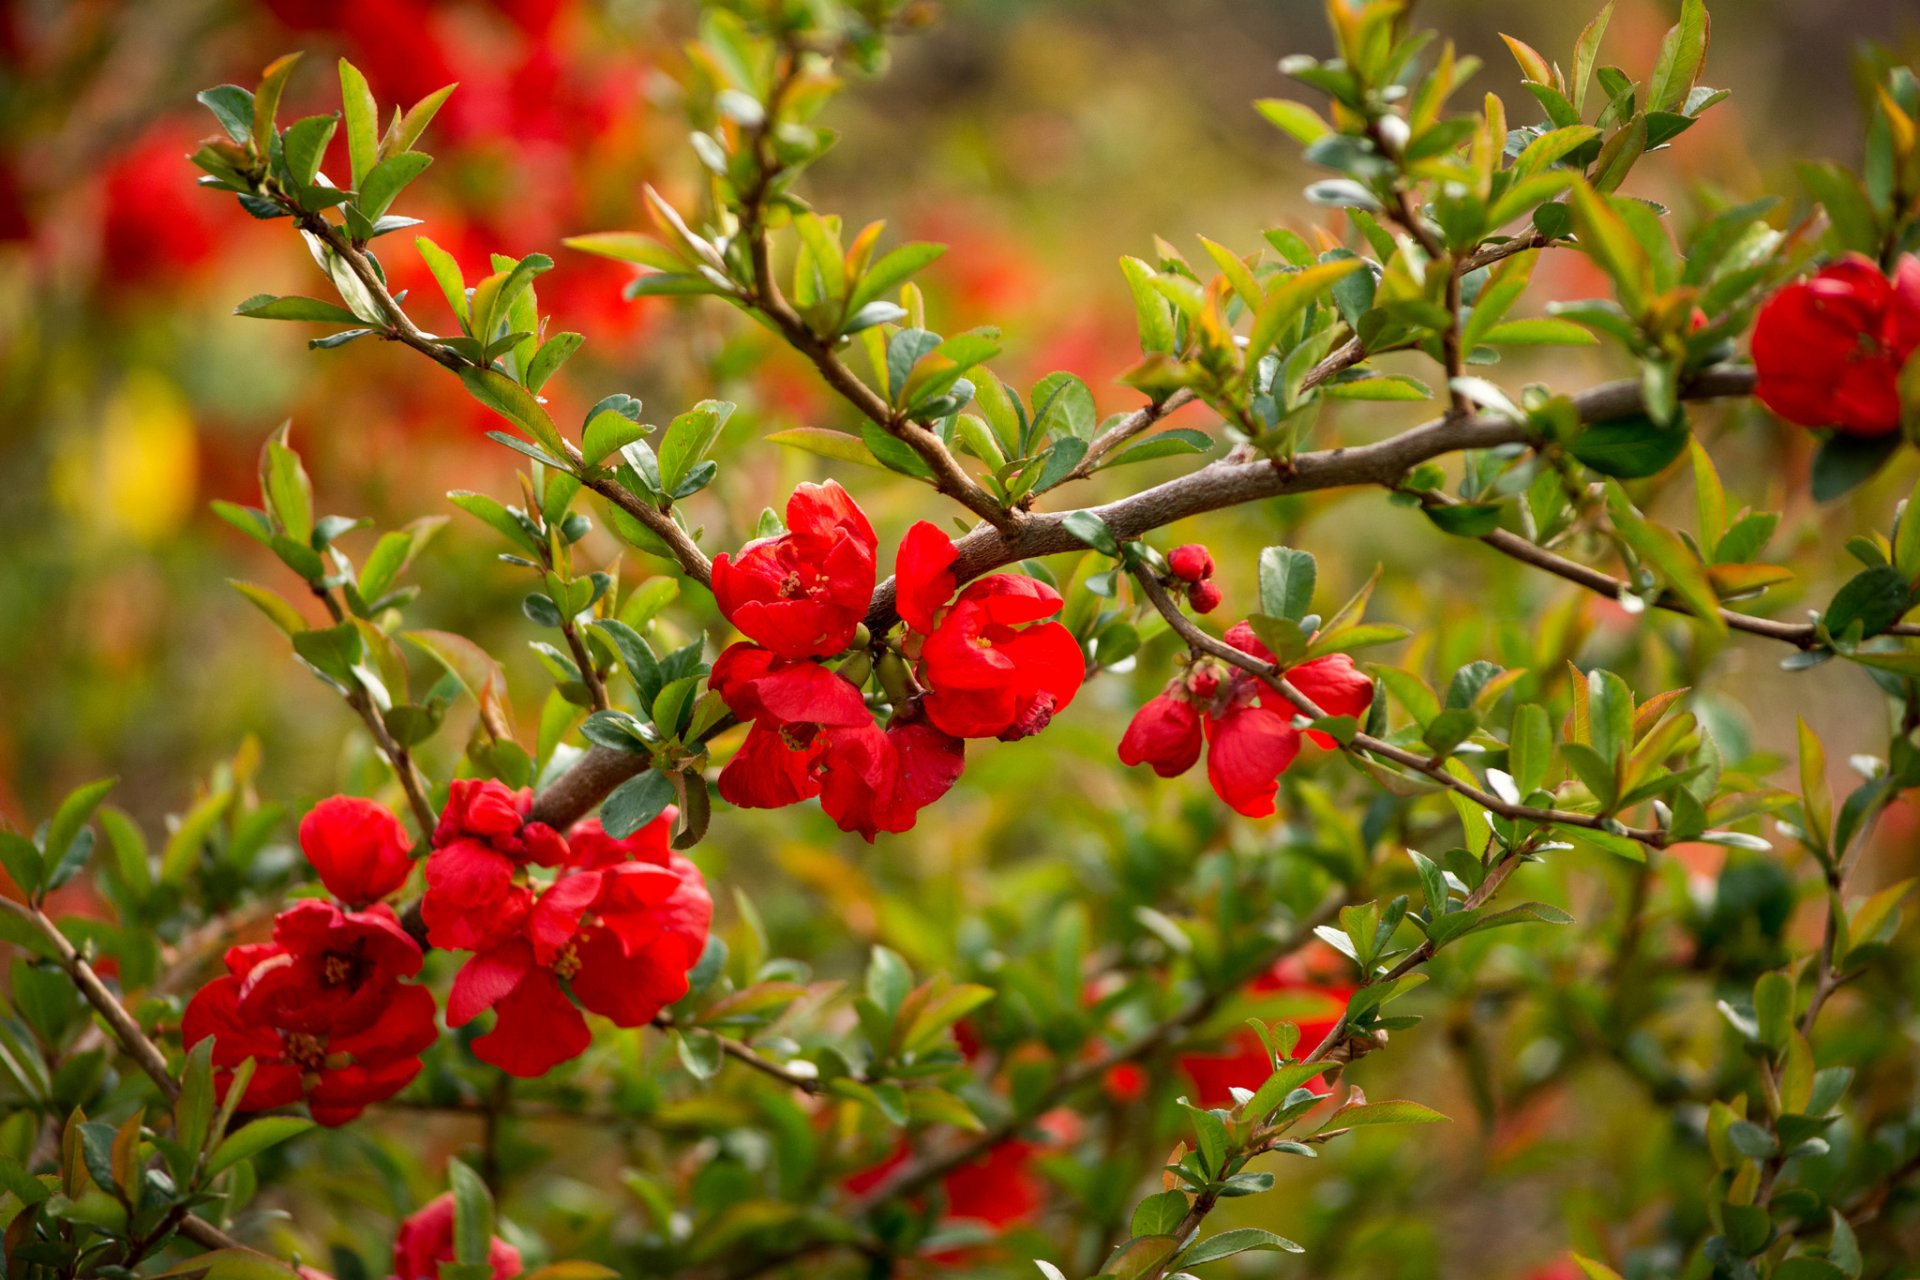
[4,1,1920,1277]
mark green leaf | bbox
[448,1159,496,1269]
[581,412,651,467]
[235,294,364,324]
[1064,511,1119,557]
[1319,1099,1449,1130]
[1130,1190,1189,1237]
[1030,371,1098,441]
[1647,0,1710,114]
[415,236,469,327]
[1481,318,1598,346]
[356,151,433,222]
[1811,430,1901,503]
[1179,1228,1304,1265]
[253,51,304,154]
[1258,547,1316,622]
[383,83,457,158]
[43,778,115,889]
[601,771,675,839]
[1571,412,1688,479]
[764,427,886,470]
[460,366,568,458]
[206,1116,314,1178]
[1606,481,1726,638]
[198,85,255,147]
[338,59,378,188]
[1824,566,1911,641]
[1099,1236,1179,1279]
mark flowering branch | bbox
[1127,568,1669,848]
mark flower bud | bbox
[836,651,874,690]
[1168,544,1214,583]
[876,649,915,705]
[1187,580,1223,614]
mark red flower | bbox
[710,643,874,810]
[919,577,1085,741]
[391,1192,522,1280]
[711,482,878,659]
[1752,253,1920,437]
[447,815,712,1077]
[1118,691,1204,778]
[1168,544,1214,583]
[1118,627,1373,818]
[423,780,567,952]
[299,796,413,907]
[1178,953,1353,1107]
[231,900,424,1038]
[816,719,966,842]
[182,904,437,1127]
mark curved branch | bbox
[530,365,1759,830]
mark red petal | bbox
[1286,654,1373,746]
[954,573,1063,625]
[747,661,872,727]
[569,928,691,1027]
[1118,693,1203,777]
[470,966,592,1077]
[895,521,958,634]
[447,941,535,1027]
[331,983,440,1064]
[788,479,876,548]
[1204,703,1301,817]
[717,722,824,809]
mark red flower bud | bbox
[298,796,413,907]
[1168,544,1214,583]
[1187,580,1223,614]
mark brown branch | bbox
[527,366,1759,831]
[0,897,257,1256]
[294,212,716,587]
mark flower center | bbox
[779,570,808,599]
[551,940,584,981]
[284,1031,328,1072]
[779,722,820,751]
[321,951,357,988]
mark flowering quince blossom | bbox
[443,811,713,1077]
[1119,622,1373,817]
[896,521,1085,741]
[298,794,413,907]
[710,480,878,660]
[390,1192,522,1280]
[182,899,436,1126]
[1751,253,1920,436]
[422,779,568,952]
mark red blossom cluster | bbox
[183,798,435,1125]
[1752,253,1920,437]
[711,482,1084,840]
[425,780,713,1077]
[1120,622,1372,817]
